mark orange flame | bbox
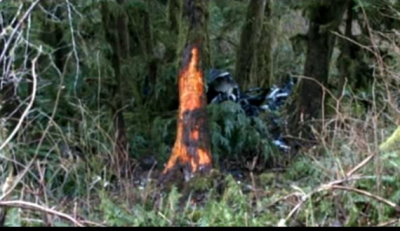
[163,46,212,175]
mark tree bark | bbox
[163,0,183,65]
[101,0,131,174]
[235,0,267,90]
[162,0,212,182]
[142,2,159,102]
[337,0,357,98]
[288,0,347,140]
[254,0,274,88]
[168,0,183,34]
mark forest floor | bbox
[2,142,400,227]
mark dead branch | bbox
[0,200,84,227]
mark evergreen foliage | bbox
[0,0,399,227]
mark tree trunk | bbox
[253,0,274,88]
[101,1,131,175]
[235,0,267,90]
[337,0,357,98]
[141,2,159,102]
[168,0,183,34]
[163,0,183,65]
[288,1,347,140]
[162,0,212,182]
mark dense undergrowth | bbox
[1,0,400,227]
[2,95,400,227]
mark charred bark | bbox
[162,0,212,182]
[179,0,211,71]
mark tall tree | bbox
[235,0,267,90]
[288,0,348,140]
[142,1,159,102]
[254,0,274,88]
[163,0,183,65]
[168,0,183,34]
[162,0,212,182]
[101,0,131,174]
[336,0,371,98]
[337,0,357,98]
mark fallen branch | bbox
[284,175,400,225]
[0,200,84,227]
[283,153,379,224]
[377,219,400,227]
[330,185,400,212]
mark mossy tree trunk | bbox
[253,0,274,88]
[101,0,131,174]
[337,1,379,98]
[168,0,183,34]
[337,0,357,98]
[288,0,347,140]
[178,0,211,71]
[235,0,267,90]
[162,0,212,182]
[163,0,183,65]
[141,1,159,103]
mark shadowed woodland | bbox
[1,0,400,227]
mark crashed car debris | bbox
[206,69,240,104]
[206,69,295,151]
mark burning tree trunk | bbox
[162,0,212,181]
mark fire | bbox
[163,46,212,176]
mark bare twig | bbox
[377,219,400,227]
[330,185,400,212]
[0,0,40,63]
[0,47,42,202]
[331,31,376,56]
[0,200,84,227]
[284,153,379,222]
[0,46,40,153]
[346,153,375,178]
[79,220,107,227]
[65,0,81,95]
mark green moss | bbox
[186,169,221,191]
[258,172,277,185]
[380,127,400,152]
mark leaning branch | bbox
[0,47,41,202]
[0,46,41,153]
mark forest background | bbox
[0,0,400,227]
